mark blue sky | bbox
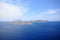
[0,0,60,21]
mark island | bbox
[33,20,48,22]
[12,21,32,24]
[11,20,48,24]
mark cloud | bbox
[47,9,57,14]
[40,9,60,14]
[47,9,60,14]
[0,0,28,21]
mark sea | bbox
[0,21,60,40]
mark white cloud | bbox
[41,9,60,14]
[47,9,60,14]
[0,2,21,21]
[0,0,28,21]
[47,9,57,14]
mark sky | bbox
[0,0,60,21]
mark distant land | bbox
[11,20,48,24]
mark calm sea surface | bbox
[0,21,60,40]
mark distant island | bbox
[11,20,48,24]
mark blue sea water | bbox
[0,21,60,40]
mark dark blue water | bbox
[0,21,60,40]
